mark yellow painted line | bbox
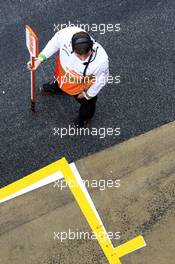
[0,159,63,200]
[114,235,146,258]
[0,157,146,263]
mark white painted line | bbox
[70,163,112,243]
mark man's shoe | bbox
[73,117,90,128]
[39,82,61,95]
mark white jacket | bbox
[40,26,109,97]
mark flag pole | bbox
[31,56,35,112]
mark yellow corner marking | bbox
[0,157,146,263]
[58,158,146,264]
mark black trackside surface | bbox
[0,0,174,187]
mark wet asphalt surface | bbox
[0,0,175,187]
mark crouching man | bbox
[27,26,109,128]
